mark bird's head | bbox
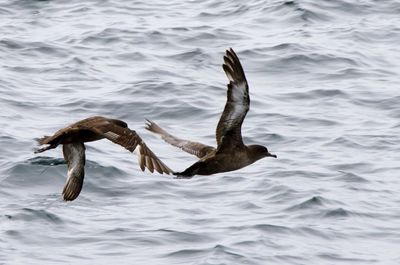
[248,145,277,162]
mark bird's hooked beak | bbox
[267,152,277,158]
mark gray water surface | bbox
[1,0,400,264]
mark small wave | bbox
[165,244,251,264]
[277,88,349,101]
[252,224,292,234]
[328,162,373,172]
[272,53,361,71]
[283,115,340,127]
[323,136,367,149]
[322,208,351,218]
[197,4,250,19]
[258,0,334,23]
[164,247,209,258]
[0,39,25,49]
[156,228,215,244]
[353,95,400,111]
[115,51,148,62]
[80,28,125,45]
[317,252,378,263]
[337,171,369,183]
[286,195,326,211]
[0,7,14,15]
[297,226,331,240]
[227,223,293,235]
[235,201,262,210]
[165,48,210,62]
[7,207,64,224]
[242,43,310,57]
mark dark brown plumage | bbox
[35,116,172,200]
[146,48,276,178]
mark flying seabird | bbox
[35,116,172,200]
[146,48,276,178]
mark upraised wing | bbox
[145,119,215,159]
[216,48,249,151]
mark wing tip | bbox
[137,142,173,175]
[62,176,83,201]
[222,64,234,82]
[144,119,154,131]
[222,47,246,83]
[228,47,236,57]
[144,119,168,137]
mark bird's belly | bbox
[198,153,250,175]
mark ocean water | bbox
[1,0,400,264]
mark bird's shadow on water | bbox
[27,156,66,166]
[1,156,131,203]
[2,157,66,187]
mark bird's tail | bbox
[173,161,206,179]
[36,135,52,145]
[34,135,59,153]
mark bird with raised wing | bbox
[146,48,276,178]
[35,116,172,200]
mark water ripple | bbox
[1,0,400,264]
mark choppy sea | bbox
[1,0,400,264]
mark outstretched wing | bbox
[145,120,215,159]
[83,118,172,174]
[62,142,86,201]
[216,48,249,151]
[34,116,119,153]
